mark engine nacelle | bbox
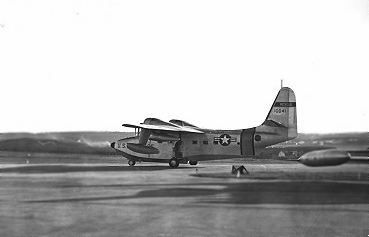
[126,143,160,155]
[149,134,179,142]
[298,149,350,166]
[169,119,198,128]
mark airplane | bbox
[110,87,298,168]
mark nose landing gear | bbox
[128,160,136,166]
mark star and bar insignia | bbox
[214,134,237,146]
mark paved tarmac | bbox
[0,155,368,237]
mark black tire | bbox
[169,158,179,168]
[128,160,136,166]
[189,160,198,165]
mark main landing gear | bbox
[189,160,198,165]
[128,160,136,166]
[169,158,179,168]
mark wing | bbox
[123,118,204,145]
[123,123,203,133]
[123,119,204,134]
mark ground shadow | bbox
[191,171,368,182]
[25,181,369,205]
[0,165,197,173]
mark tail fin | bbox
[263,87,297,139]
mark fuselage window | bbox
[203,141,208,145]
[192,140,198,144]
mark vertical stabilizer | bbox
[264,87,297,139]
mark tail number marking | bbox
[274,108,287,114]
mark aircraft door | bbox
[241,128,255,156]
[173,140,183,158]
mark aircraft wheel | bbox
[169,158,179,168]
[128,160,136,166]
[189,160,198,165]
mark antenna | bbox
[281,79,283,88]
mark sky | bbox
[0,0,368,133]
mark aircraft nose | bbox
[110,142,115,149]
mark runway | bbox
[0,155,368,237]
